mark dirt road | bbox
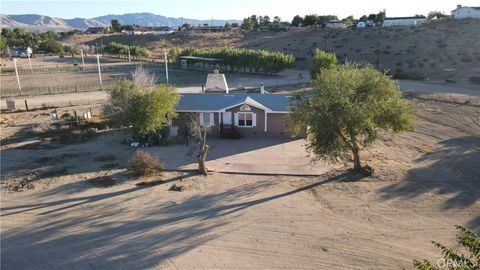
[399,80,480,97]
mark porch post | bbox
[264,112,268,132]
[218,112,222,132]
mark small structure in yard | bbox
[204,69,229,93]
[356,21,366,28]
[9,46,31,58]
[451,5,480,19]
[179,56,224,71]
[382,16,427,27]
[173,93,292,138]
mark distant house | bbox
[451,5,480,19]
[191,26,228,33]
[324,20,347,29]
[131,26,175,35]
[9,46,31,58]
[382,16,427,27]
[84,27,109,34]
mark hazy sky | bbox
[2,0,479,20]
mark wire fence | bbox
[1,82,114,98]
[0,61,163,75]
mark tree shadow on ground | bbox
[380,136,480,232]
[0,171,351,269]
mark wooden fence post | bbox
[24,100,29,111]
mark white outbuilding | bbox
[382,16,427,27]
[451,5,480,19]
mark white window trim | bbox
[235,112,256,128]
[199,112,215,127]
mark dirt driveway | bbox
[146,138,339,175]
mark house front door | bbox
[222,112,233,125]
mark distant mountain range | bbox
[0,13,241,32]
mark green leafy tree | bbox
[292,15,304,27]
[367,14,377,21]
[241,16,256,30]
[111,19,122,32]
[104,68,179,137]
[288,63,414,171]
[0,37,7,54]
[38,38,63,53]
[342,15,355,25]
[102,42,149,57]
[303,14,319,26]
[375,9,386,23]
[359,15,368,22]
[428,11,447,20]
[131,85,178,136]
[413,225,480,270]
[310,49,337,79]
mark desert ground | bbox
[1,93,479,269]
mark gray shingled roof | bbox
[176,93,293,112]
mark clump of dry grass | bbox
[128,150,164,176]
[169,183,190,192]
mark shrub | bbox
[413,225,479,270]
[128,150,164,176]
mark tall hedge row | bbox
[170,47,295,75]
[102,42,149,57]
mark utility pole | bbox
[13,58,22,95]
[164,51,169,84]
[27,48,33,74]
[128,47,131,62]
[80,49,85,69]
[96,54,103,88]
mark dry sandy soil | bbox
[64,19,480,83]
[1,97,479,269]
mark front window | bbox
[238,112,253,127]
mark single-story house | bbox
[84,27,109,34]
[452,5,480,19]
[132,26,175,35]
[174,93,293,138]
[382,16,427,27]
[191,26,228,33]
